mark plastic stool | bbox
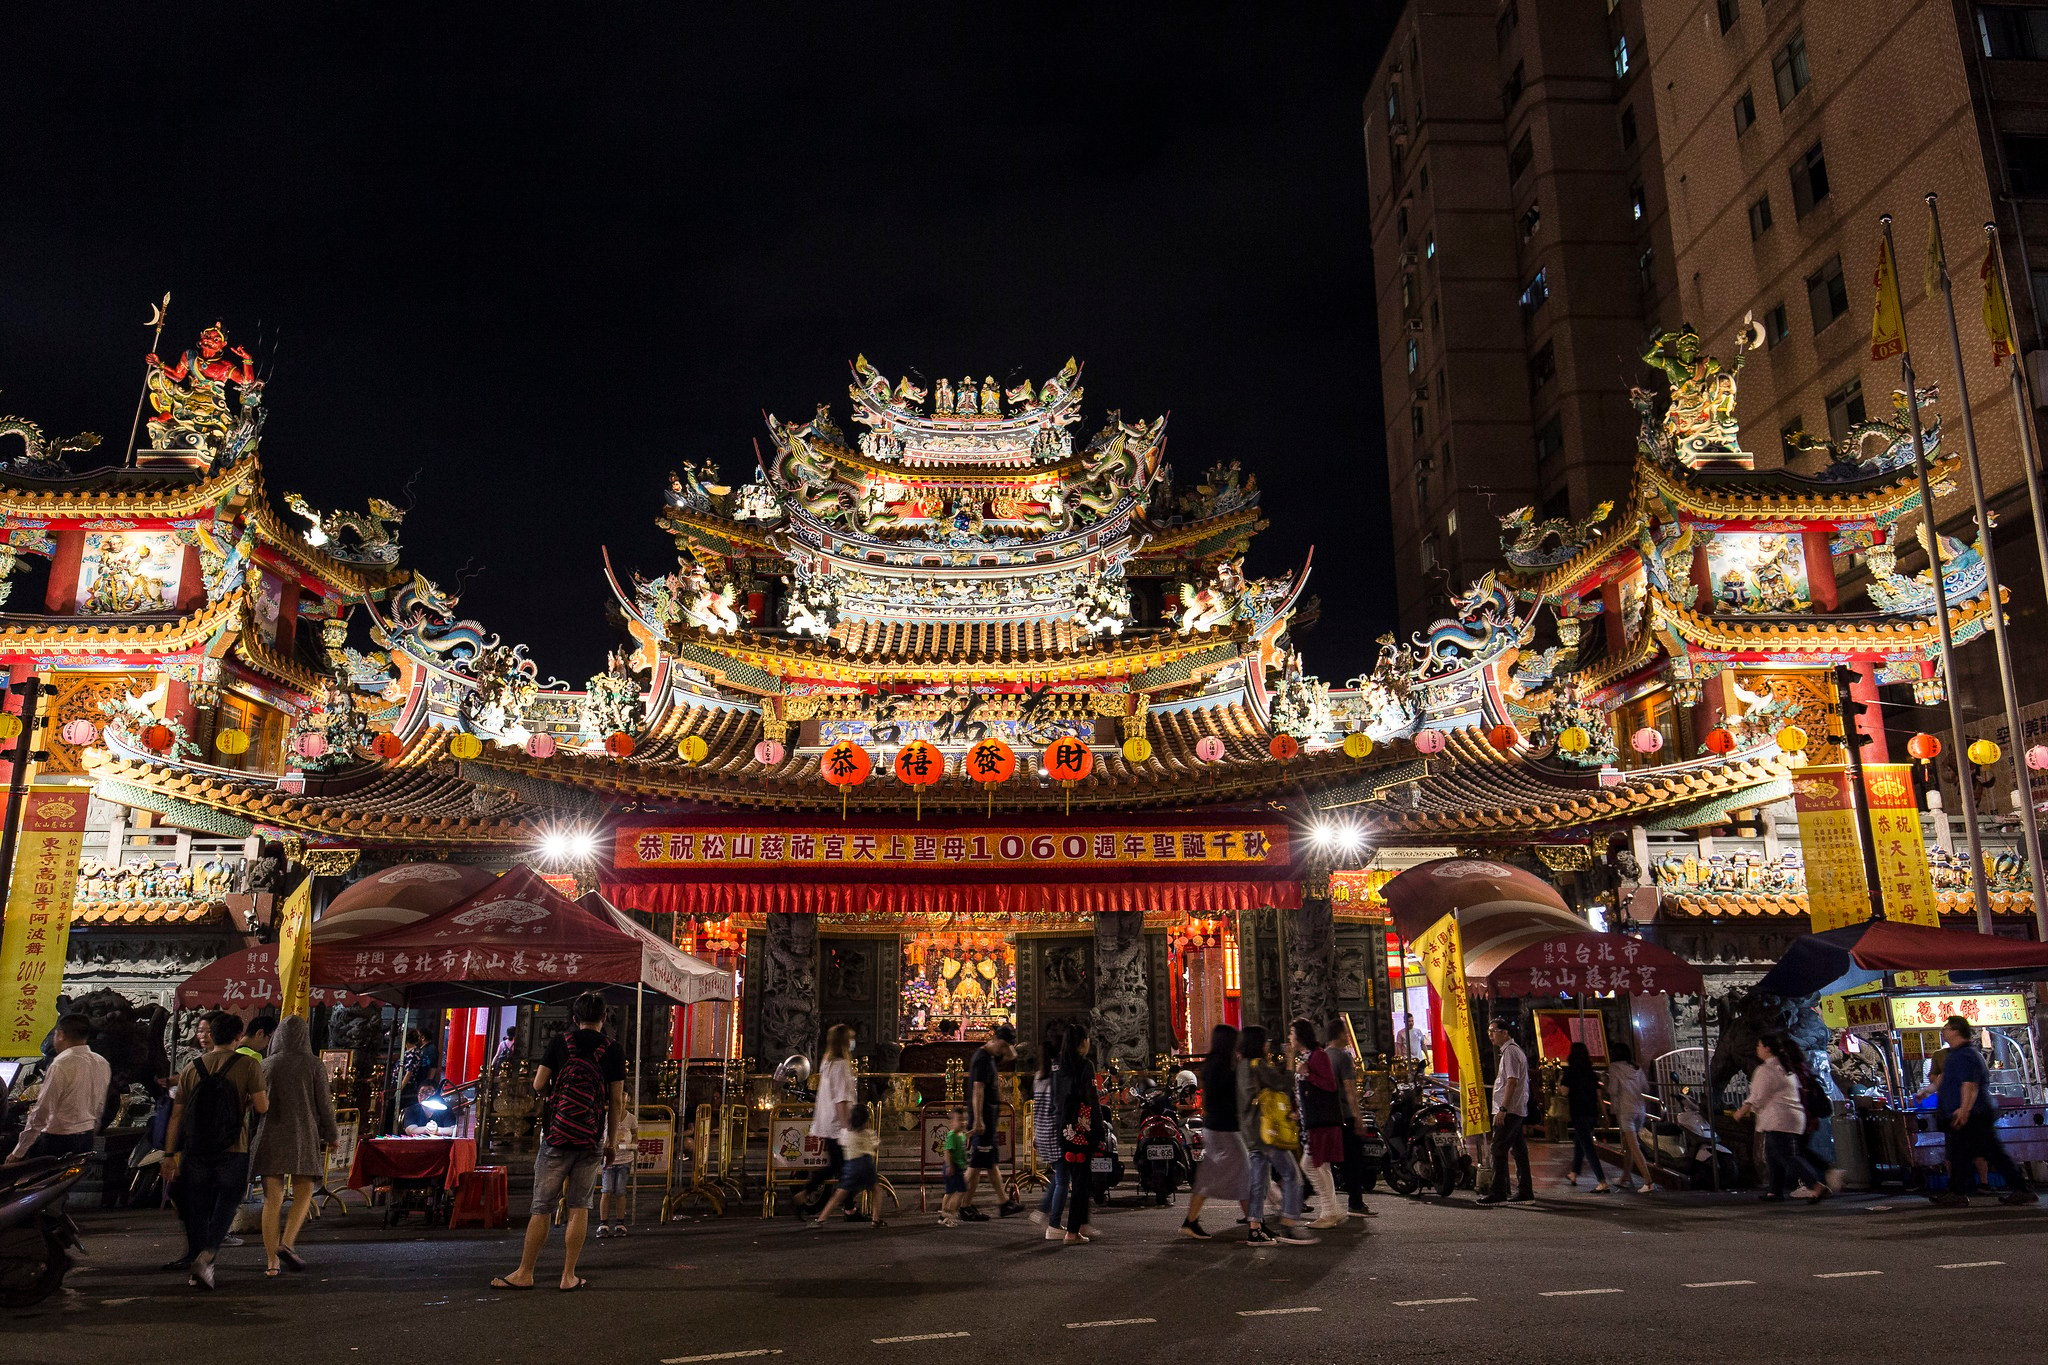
[450,1166,509,1229]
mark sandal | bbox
[489,1276,535,1291]
[559,1277,589,1292]
[278,1246,306,1273]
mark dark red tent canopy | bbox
[176,944,378,1012]
[1474,931,1703,998]
[1757,918,2048,998]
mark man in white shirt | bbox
[1479,1018,1533,1204]
[1396,1014,1431,1066]
[9,1013,111,1162]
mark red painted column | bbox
[1803,531,1838,611]
[1850,661,1889,763]
[174,545,206,614]
[44,528,83,613]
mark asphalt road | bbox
[12,1162,2047,1365]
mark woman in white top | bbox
[1603,1044,1654,1194]
[798,1024,856,1213]
[1734,1033,1822,1203]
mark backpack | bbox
[1257,1086,1300,1149]
[544,1036,612,1149]
[181,1056,245,1159]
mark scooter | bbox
[1132,1074,1197,1206]
[0,1152,91,1308]
[1350,1106,1387,1192]
[1382,1081,1465,1198]
[1087,1093,1126,1202]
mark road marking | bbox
[663,1353,783,1364]
[1065,1319,1157,1329]
[1237,1307,1322,1316]
[873,1334,971,1345]
[1814,1271,1882,1279]
[1938,1261,2004,1270]
[1539,1289,1624,1297]
[1684,1281,1756,1289]
[1393,1296,1477,1306]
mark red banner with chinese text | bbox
[1,786,90,1056]
[613,822,1288,872]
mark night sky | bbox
[2,7,1398,686]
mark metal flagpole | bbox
[123,294,171,467]
[1881,215,1994,928]
[1983,220,2048,942]
[631,982,645,1224]
[1927,196,2048,929]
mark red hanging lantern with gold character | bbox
[1907,732,1942,763]
[1268,733,1300,761]
[369,731,405,761]
[1487,723,1521,751]
[1703,727,1736,755]
[142,722,173,754]
[605,731,637,758]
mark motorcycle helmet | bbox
[1173,1068,1198,1094]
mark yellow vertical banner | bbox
[275,873,315,1019]
[1862,762,1941,926]
[1413,912,1490,1137]
[1983,246,2015,366]
[0,786,90,1056]
[1871,233,1906,361]
[1791,766,1874,932]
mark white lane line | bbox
[1065,1319,1157,1329]
[873,1334,971,1345]
[1237,1307,1322,1316]
[1684,1281,1756,1289]
[1539,1289,1624,1297]
[1939,1261,2005,1270]
[1814,1271,1883,1279]
[663,1353,782,1364]
[1393,1296,1477,1306]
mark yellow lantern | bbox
[448,732,483,761]
[1121,735,1154,763]
[0,713,21,741]
[678,735,709,764]
[1342,732,1373,759]
[1969,738,2003,767]
[1557,725,1591,755]
[213,727,250,756]
[1775,724,1808,753]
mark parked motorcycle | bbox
[1132,1072,1198,1206]
[0,1152,91,1308]
[1350,1106,1387,1192]
[1382,1080,1466,1198]
[1087,1090,1126,1201]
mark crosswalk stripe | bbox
[662,1353,783,1363]
[872,1333,971,1344]
[1394,1297,1477,1306]
[1938,1261,2004,1269]
[1540,1288,1623,1297]
[1065,1319,1157,1329]
[1814,1271,1882,1279]
[1684,1281,1756,1289]
[1237,1307,1322,1316]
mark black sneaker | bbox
[1180,1219,1211,1240]
[958,1206,990,1222]
[1999,1190,2040,1206]
[1928,1192,1969,1208]
[1244,1226,1277,1245]
[997,1200,1024,1218]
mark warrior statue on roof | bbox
[1641,317,1761,467]
[146,323,257,454]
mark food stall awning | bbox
[1473,931,1703,998]
[1384,857,1587,977]
[1757,918,2048,998]
[314,862,499,941]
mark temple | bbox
[1,328,2033,1075]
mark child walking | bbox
[939,1108,970,1227]
[814,1104,885,1228]
[594,1109,638,1237]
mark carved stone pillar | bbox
[1286,870,1337,1038]
[1091,910,1150,1067]
[757,911,820,1062]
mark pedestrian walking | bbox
[8,1011,110,1163]
[1181,1024,1246,1239]
[1928,1015,2037,1206]
[1292,1019,1346,1229]
[594,1108,638,1237]
[1053,1022,1102,1245]
[239,1014,277,1065]
[939,1107,971,1227]
[962,1024,1021,1219]
[1603,1044,1654,1193]
[1030,1022,1066,1231]
[797,1024,856,1215]
[1560,1042,1608,1192]
[1239,1025,1314,1245]
[1785,1046,1840,1196]
[492,991,626,1292]
[248,1015,337,1276]
[1478,1018,1533,1204]
[164,1010,269,1289]
[1734,1033,1822,1203]
[1322,1020,1377,1219]
[813,1103,885,1227]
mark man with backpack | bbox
[493,991,626,1292]
[163,1011,269,1289]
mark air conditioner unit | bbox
[1407,317,1425,332]
[1399,249,1418,268]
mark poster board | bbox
[1532,1010,1608,1062]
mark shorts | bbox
[839,1155,878,1196]
[532,1143,603,1217]
[968,1130,999,1170]
[599,1162,630,1196]
[943,1165,968,1195]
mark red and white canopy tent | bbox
[176,946,380,1012]
[1385,857,1589,976]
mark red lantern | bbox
[369,732,404,760]
[821,739,872,786]
[1268,733,1300,760]
[1487,724,1521,751]
[605,731,637,758]
[1704,727,1736,755]
[893,740,943,785]
[1412,728,1447,755]
[142,723,173,753]
[1907,732,1943,762]
[1041,736,1094,782]
[965,737,1016,784]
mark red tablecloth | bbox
[347,1137,478,1192]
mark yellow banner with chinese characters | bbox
[1871,232,1906,360]
[275,873,315,1020]
[1790,767,1874,932]
[0,786,90,1056]
[1413,912,1490,1137]
[1862,763,1940,926]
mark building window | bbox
[1620,105,1638,148]
[1520,268,1550,313]
[1425,233,1436,260]
[1502,61,1525,115]
[1638,248,1656,291]
[1497,0,1518,50]
[1528,341,1556,392]
[1614,34,1633,78]
[1386,86,1401,124]
[1535,415,1564,466]
[1826,379,1867,446]
[1509,130,1535,182]
[1396,206,1409,238]
[1764,302,1790,347]
[1520,204,1543,240]
[1417,468,1431,513]
[1980,5,2048,59]
[1410,404,1426,439]
[1630,183,1646,221]
[2004,133,2048,196]
[1748,193,1774,239]
[1407,337,1420,373]
[1773,32,1811,108]
[1734,88,1756,135]
[1421,534,1440,573]
[1790,142,1830,217]
[1717,0,1739,33]
[1401,274,1417,310]
[1807,255,1849,331]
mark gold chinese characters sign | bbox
[1,787,90,1055]
[614,824,1287,871]
[1791,764,1938,932]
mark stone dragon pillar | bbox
[1285,866,1337,1038]
[1091,909,1150,1067]
[758,911,821,1062]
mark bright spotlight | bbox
[1310,822,1334,848]
[568,830,597,859]
[540,831,571,861]
[1337,826,1364,853]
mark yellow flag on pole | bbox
[1871,233,1906,361]
[1413,912,1491,1137]
[275,874,315,1019]
[1983,246,2015,367]
[1925,220,1946,301]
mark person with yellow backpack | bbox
[1237,1026,1316,1246]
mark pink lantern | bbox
[2028,745,2048,772]
[525,732,557,759]
[292,732,328,760]
[1412,728,1447,755]
[1194,735,1226,763]
[754,739,786,765]
[1631,727,1665,755]
[59,718,99,747]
